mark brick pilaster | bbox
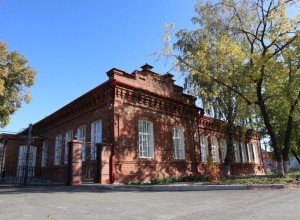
[67,140,82,185]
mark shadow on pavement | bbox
[0,184,123,195]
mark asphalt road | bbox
[0,185,299,220]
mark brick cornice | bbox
[115,81,202,118]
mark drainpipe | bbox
[24,124,33,186]
[197,109,204,162]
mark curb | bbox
[97,184,284,191]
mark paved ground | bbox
[0,185,300,220]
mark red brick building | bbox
[0,64,264,185]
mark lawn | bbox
[124,171,300,187]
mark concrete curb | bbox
[97,183,284,191]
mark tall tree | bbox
[164,0,300,175]
[266,39,300,172]
[0,40,37,127]
[174,29,256,175]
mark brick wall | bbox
[2,65,265,184]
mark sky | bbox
[0,0,197,133]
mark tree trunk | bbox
[291,150,300,165]
[277,161,284,176]
[282,92,300,173]
[283,160,289,173]
[282,115,293,174]
[256,76,284,176]
[223,118,234,176]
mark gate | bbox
[81,142,97,183]
[81,143,111,184]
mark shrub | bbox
[151,176,177,184]
[205,156,223,183]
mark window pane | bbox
[173,127,185,159]
[220,139,227,162]
[200,136,208,162]
[234,141,241,163]
[138,120,154,158]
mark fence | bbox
[0,139,112,186]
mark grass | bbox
[124,172,300,187]
[124,175,207,185]
[220,175,300,187]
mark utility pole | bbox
[24,124,32,186]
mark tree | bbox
[266,39,300,171]
[164,0,300,175]
[0,40,37,127]
[174,28,256,175]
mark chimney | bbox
[140,63,153,71]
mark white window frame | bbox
[64,130,73,164]
[17,145,37,177]
[138,120,154,158]
[252,143,259,163]
[91,120,102,160]
[77,125,86,161]
[220,139,227,162]
[173,127,185,160]
[247,143,254,162]
[54,135,62,165]
[211,137,220,162]
[41,140,48,167]
[241,142,247,163]
[234,141,241,163]
[200,136,209,162]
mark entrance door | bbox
[17,145,37,178]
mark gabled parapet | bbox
[107,64,196,105]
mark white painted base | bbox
[283,160,289,173]
[277,161,284,176]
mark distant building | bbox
[0,64,264,185]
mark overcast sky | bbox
[0,0,197,133]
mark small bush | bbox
[151,176,177,184]
[205,156,223,183]
[290,167,300,172]
[178,175,207,182]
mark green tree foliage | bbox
[164,0,300,175]
[0,41,37,127]
[174,22,257,175]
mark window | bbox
[234,141,241,163]
[17,145,37,177]
[241,143,247,162]
[220,139,227,162]
[64,130,73,164]
[200,136,208,162]
[252,143,259,163]
[173,127,185,159]
[41,140,48,167]
[54,135,62,165]
[247,143,254,162]
[91,120,102,160]
[211,137,219,162]
[138,120,154,158]
[77,126,86,161]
